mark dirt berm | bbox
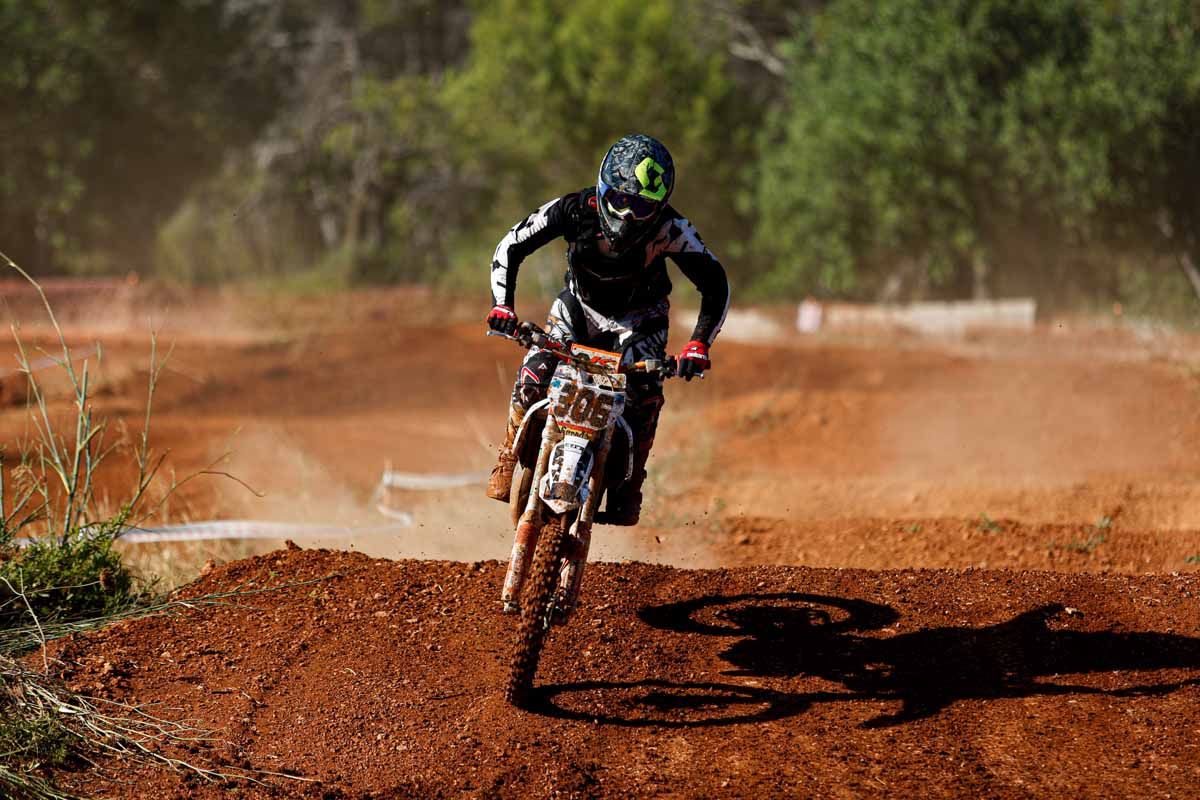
[51,546,1200,799]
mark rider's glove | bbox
[677,340,711,381]
[487,304,519,335]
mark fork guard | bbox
[501,415,557,608]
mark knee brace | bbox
[511,349,560,409]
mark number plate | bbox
[549,378,623,432]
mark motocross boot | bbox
[596,468,645,526]
[596,396,661,526]
[486,404,525,502]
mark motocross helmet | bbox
[596,134,675,254]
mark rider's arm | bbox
[661,217,731,345]
[490,196,570,307]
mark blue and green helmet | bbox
[597,134,675,253]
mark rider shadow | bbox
[529,592,1200,728]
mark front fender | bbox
[512,398,550,459]
[538,435,595,514]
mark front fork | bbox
[500,420,612,622]
[556,428,612,621]
[501,417,558,612]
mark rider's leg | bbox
[596,324,668,526]
[486,296,579,502]
[486,349,559,501]
[597,388,663,526]
[485,403,525,502]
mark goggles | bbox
[598,179,661,221]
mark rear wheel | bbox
[505,514,567,706]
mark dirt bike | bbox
[488,321,677,706]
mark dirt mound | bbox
[49,546,1200,798]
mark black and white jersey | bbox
[490,188,730,345]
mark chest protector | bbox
[564,189,668,314]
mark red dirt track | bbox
[5,288,1200,797]
[54,547,1200,798]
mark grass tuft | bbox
[976,513,1003,534]
[1056,532,1108,556]
[0,516,151,636]
[0,253,275,798]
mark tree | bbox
[443,0,747,261]
[755,0,1200,312]
[998,0,1200,306]
[0,0,281,274]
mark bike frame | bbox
[492,324,675,619]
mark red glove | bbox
[677,340,710,380]
[487,304,518,335]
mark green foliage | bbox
[445,0,750,266]
[1114,257,1200,324]
[166,0,758,290]
[0,704,73,779]
[0,0,282,275]
[155,159,325,286]
[325,74,468,283]
[6,0,1200,317]
[0,517,148,636]
[756,0,1200,307]
[448,0,732,183]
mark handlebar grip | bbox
[622,356,679,377]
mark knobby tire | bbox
[505,515,567,707]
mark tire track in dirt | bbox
[49,547,1200,799]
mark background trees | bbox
[4,0,1198,318]
[0,0,283,275]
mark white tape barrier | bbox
[379,470,489,490]
[372,469,488,520]
[821,299,1037,336]
[13,518,413,548]
[124,519,415,544]
[10,471,483,546]
[0,344,101,379]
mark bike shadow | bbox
[529,592,1200,728]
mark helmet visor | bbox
[599,179,661,221]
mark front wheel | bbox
[505,514,567,706]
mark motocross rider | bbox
[485,133,730,526]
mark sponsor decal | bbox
[634,157,668,201]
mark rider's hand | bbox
[677,340,711,381]
[487,304,519,335]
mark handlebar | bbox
[488,322,679,378]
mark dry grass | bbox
[0,253,278,798]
